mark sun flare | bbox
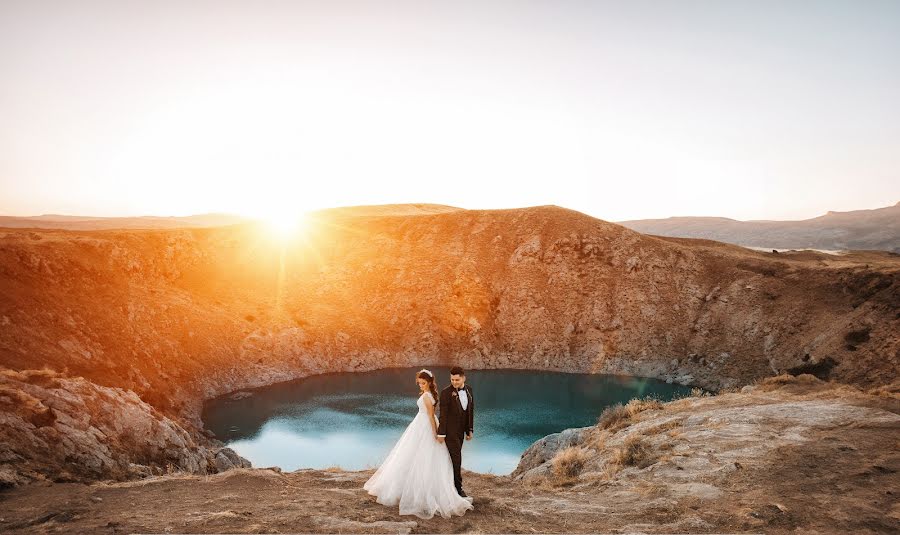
[260,211,309,241]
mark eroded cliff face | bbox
[0,205,897,487]
[0,368,250,488]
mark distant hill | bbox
[617,201,900,253]
[0,212,247,230]
[307,203,464,218]
[0,204,466,230]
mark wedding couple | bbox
[363,366,475,519]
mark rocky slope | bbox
[618,200,900,252]
[0,375,896,534]
[0,367,250,488]
[0,204,898,490]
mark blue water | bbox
[201,366,695,475]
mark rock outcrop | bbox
[0,368,249,488]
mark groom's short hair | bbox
[450,366,465,376]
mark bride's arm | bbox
[425,393,439,438]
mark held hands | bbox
[436,436,445,444]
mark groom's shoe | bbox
[457,488,468,498]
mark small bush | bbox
[755,373,824,392]
[550,445,592,479]
[612,434,656,469]
[586,428,609,451]
[597,403,629,430]
[598,396,664,432]
[625,396,663,416]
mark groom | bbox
[437,366,474,498]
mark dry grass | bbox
[597,434,660,482]
[597,403,630,431]
[633,481,668,498]
[625,396,664,416]
[585,428,610,451]
[754,372,824,391]
[644,418,683,436]
[597,396,664,432]
[550,445,592,480]
[867,380,900,400]
[0,367,64,389]
[612,434,655,468]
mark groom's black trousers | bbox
[445,432,465,492]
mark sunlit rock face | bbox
[0,205,897,486]
[0,368,249,487]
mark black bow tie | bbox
[455,387,465,392]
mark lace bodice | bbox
[417,391,435,413]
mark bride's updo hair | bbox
[416,370,439,406]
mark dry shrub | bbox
[755,373,825,392]
[550,445,592,480]
[598,396,663,432]
[586,428,610,451]
[690,387,710,397]
[597,403,630,430]
[611,434,656,469]
[625,396,663,417]
[599,462,621,480]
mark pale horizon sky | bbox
[1,0,898,222]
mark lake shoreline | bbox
[201,366,696,475]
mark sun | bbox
[261,210,309,240]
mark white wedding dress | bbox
[363,390,474,519]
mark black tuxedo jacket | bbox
[437,384,474,438]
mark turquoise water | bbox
[201,366,695,475]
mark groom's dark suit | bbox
[437,383,474,494]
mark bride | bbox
[363,369,474,519]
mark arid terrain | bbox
[0,204,898,533]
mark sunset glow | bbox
[1,2,898,221]
[261,211,310,241]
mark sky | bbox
[1,0,898,222]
